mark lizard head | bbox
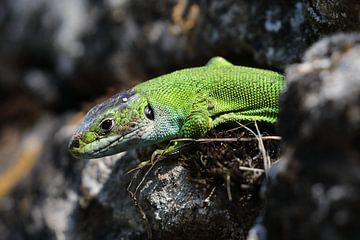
[69,89,162,159]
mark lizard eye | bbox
[144,105,154,120]
[99,118,115,133]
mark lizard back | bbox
[135,66,284,123]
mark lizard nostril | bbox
[70,136,81,149]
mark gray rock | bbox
[76,152,148,240]
[261,33,360,240]
[127,161,247,240]
[77,132,267,240]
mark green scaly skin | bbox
[69,57,285,159]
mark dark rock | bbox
[259,33,360,240]
[196,0,310,68]
[129,161,247,240]
[0,0,309,110]
[77,152,147,240]
[1,0,360,110]
[304,0,360,35]
[2,0,360,110]
[78,124,279,240]
[79,154,247,240]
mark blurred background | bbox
[0,0,359,239]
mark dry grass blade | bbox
[238,166,265,173]
[233,121,271,178]
[172,136,281,143]
[254,121,271,177]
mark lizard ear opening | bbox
[144,105,154,120]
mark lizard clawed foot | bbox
[126,141,192,174]
[125,149,167,174]
[126,160,151,174]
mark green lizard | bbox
[69,57,284,159]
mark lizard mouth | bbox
[87,135,125,157]
[69,134,124,159]
[70,126,144,159]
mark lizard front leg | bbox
[179,109,213,138]
[134,98,214,170]
[149,109,212,162]
[131,109,213,171]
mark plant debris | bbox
[176,122,282,199]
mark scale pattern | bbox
[135,66,284,137]
[69,58,285,159]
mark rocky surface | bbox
[76,125,278,240]
[257,33,360,240]
[1,1,360,240]
[304,0,360,35]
